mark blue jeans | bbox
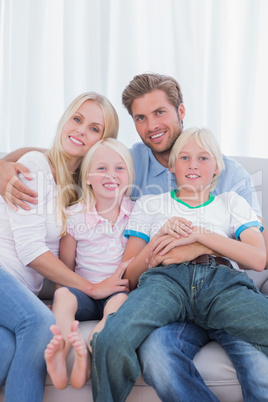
[0,269,55,402]
[68,287,128,321]
[139,322,268,402]
[91,261,268,401]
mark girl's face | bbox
[61,100,105,168]
[170,137,219,197]
[87,146,130,205]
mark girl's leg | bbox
[45,286,102,389]
[69,293,128,389]
[44,287,78,389]
[0,269,55,402]
[68,320,91,389]
[88,292,128,352]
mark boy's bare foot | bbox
[44,325,68,389]
[68,320,91,389]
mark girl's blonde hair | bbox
[169,127,225,191]
[79,138,134,211]
[47,92,119,229]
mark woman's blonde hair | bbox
[79,138,134,210]
[47,92,119,229]
[169,127,225,191]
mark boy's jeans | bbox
[92,259,268,402]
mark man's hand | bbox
[0,160,38,211]
[147,242,213,268]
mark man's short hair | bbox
[122,73,184,116]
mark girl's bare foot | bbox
[68,320,91,389]
[44,325,68,389]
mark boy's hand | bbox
[150,233,195,258]
[0,160,38,211]
[158,216,193,238]
[147,241,213,268]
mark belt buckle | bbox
[191,254,211,265]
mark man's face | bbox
[131,89,185,164]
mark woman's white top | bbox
[0,152,61,294]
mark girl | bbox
[44,138,135,390]
[0,92,119,402]
[90,127,268,402]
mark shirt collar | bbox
[148,148,169,177]
[85,197,134,229]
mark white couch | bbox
[1,155,268,402]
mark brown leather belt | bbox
[190,254,233,269]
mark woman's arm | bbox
[30,250,130,298]
[29,250,95,294]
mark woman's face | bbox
[61,100,105,168]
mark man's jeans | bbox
[91,260,268,402]
[0,269,55,402]
[139,322,268,402]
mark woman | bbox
[0,92,125,402]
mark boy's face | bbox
[170,138,219,197]
[131,89,185,166]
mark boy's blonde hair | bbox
[47,92,119,230]
[169,127,225,191]
[79,138,134,210]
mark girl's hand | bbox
[90,259,133,299]
[157,217,193,239]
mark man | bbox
[93,73,268,402]
[1,73,268,401]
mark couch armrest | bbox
[246,269,268,294]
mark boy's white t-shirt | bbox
[125,191,263,271]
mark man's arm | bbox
[1,147,47,162]
[0,147,47,211]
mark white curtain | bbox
[0,0,268,157]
